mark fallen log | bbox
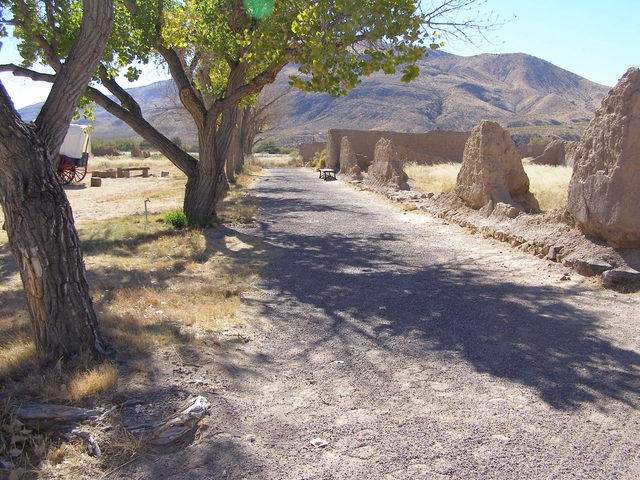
[11,403,103,425]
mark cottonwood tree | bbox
[0,0,114,359]
[228,87,294,179]
[3,0,498,226]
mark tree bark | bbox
[0,93,110,359]
[0,0,113,360]
[233,107,252,175]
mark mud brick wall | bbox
[325,129,470,170]
[299,142,326,164]
[517,144,547,159]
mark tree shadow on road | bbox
[236,189,640,412]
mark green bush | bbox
[255,139,280,154]
[113,139,137,151]
[163,210,188,229]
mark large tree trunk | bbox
[0,109,110,359]
[183,111,235,225]
[0,0,113,360]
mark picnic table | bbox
[319,168,337,180]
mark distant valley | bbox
[18,51,611,147]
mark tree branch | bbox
[213,62,287,117]
[154,43,207,128]
[12,0,63,72]
[85,86,198,176]
[96,65,143,117]
[0,64,56,83]
[36,0,114,155]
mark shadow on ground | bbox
[228,184,640,412]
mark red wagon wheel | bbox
[56,155,76,185]
[73,165,87,183]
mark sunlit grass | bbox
[89,154,174,171]
[247,153,302,168]
[405,162,460,194]
[0,340,36,381]
[523,162,572,212]
[405,161,572,212]
[68,364,119,401]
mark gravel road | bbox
[120,168,640,479]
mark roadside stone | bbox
[573,258,614,277]
[601,268,640,288]
[547,245,564,261]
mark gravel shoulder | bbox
[110,168,640,479]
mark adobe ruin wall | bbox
[325,129,470,170]
[298,142,326,164]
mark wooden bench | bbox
[122,166,150,178]
[319,168,337,180]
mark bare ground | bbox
[2,167,639,478]
[109,168,639,479]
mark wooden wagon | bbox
[56,124,90,185]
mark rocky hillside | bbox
[18,51,611,146]
[271,51,610,145]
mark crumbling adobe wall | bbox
[338,137,363,181]
[394,146,446,165]
[567,67,640,247]
[299,142,326,164]
[455,121,540,218]
[530,141,565,166]
[325,129,470,170]
[363,138,409,191]
[530,140,580,168]
[517,144,547,159]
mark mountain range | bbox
[18,51,612,147]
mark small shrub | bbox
[310,150,326,170]
[163,210,188,229]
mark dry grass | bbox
[405,161,572,213]
[405,162,460,194]
[0,341,36,381]
[247,153,302,168]
[89,153,170,171]
[68,364,119,401]
[0,157,266,476]
[523,162,572,212]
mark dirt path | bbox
[117,168,640,479]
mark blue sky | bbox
[1,0,638,109]
[438,0,639,87]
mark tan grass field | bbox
[246,153,303,168]
[405,161,572,212]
